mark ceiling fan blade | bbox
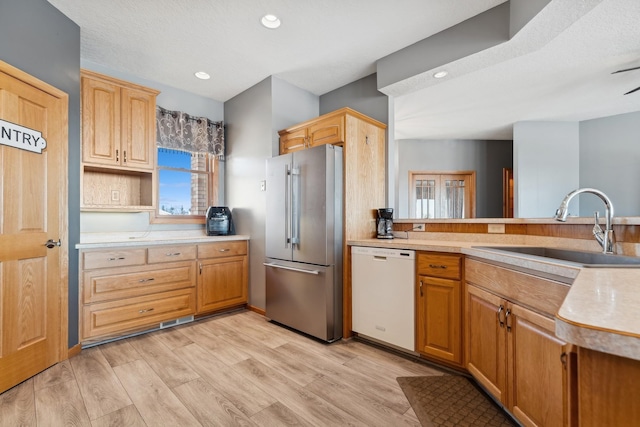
[612,65,640,74]
[624,86,640,95]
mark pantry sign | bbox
[0,119,47,154]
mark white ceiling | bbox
[48,0,640,141]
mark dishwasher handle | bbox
[263,262,319,275]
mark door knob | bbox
[44,239,61,249]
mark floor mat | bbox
[397,375,517,426]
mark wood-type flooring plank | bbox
[173,342,276,417]
[0,378,36,427]
[34,379,91,427]
[69,347,132,420]
[113,359,200,427]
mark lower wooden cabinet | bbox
[465,258,576,427]
[197,241,248,314]
[577,347,640,426]
[416,252,463,366]
[79,239,249,343]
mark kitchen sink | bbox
[474,246,640,268]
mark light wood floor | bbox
[0,310,445,426]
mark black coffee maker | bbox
[376,208,394,239]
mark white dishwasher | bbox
[351,246,415,351]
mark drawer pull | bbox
[166,252,181,256]
[218,248,231,252]
[138,278,155,283]
[497,305,505,328]
[108,257,126,261]
[429,264,447,269]
[138,308,154,314]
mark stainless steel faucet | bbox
[553,188,615,254]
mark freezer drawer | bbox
[265,259,342,342]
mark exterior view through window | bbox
[157,148,218,218]
[410,171,475,219]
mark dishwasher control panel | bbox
[351,246,415,259]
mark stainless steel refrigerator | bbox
[264,144,343,342]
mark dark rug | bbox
[397,375,516,427]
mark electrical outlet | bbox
[260,180,266,192]
[412,223,425,231]
[111,190,120,202]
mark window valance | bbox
[156,106,224,158]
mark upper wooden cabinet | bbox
[81,70,158,170]
[80,70,159,211]
[279,113,344,154]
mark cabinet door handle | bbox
[429,264,447,269]
[138,308,154,314]
[123,150,127,163]
[497,305,505,328]
[108,257,126,261]
[505,308,512,332]
[166,252,181,256]
[199,263,202,274]
[419,280,423,297]
[138,278,155,283]
[116,149,119,162]
[560,352,568,368]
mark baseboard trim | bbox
[68,343,82,358]
[247,304,265,316]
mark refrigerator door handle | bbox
[263,262,319,275]
[291,166,301,245]
[285,164,292,248]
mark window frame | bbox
[150,150,219,224]
[409,170,476,219]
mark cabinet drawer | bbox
[147,244,197,263]
[198,241,247,258]
[82,261,196,304]
[83,248,147,270]
[82,288,196,340]
[417,252,461,279]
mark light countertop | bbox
[76,230,250,249]
[349,237,640,361]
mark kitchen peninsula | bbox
[349,216,640,427]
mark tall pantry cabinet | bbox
[278,107,386,337]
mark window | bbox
[410,171,475,219]
[153,106,224,224]
[155,149,218,221]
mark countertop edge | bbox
[76,234,250,249]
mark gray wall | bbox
[396,139,513,218]
[80,60,225,233]
[513,121,580,218]
[579,111,640,217]
[225,77,319,310]
[0,0,81,347]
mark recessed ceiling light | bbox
[433,70,448,79]
[261,14,281,29]
[194,71,210,80]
